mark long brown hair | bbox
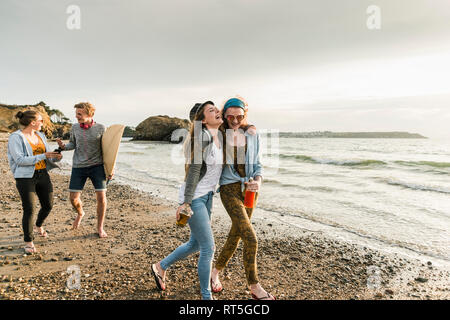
[183,103,209,179]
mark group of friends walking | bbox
[6,97,275,300]
[7,102,109,257]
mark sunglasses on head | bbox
[226,115,245,122]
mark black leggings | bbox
[15,170,54,242]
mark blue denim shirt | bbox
[7,130,60,178]
[219,132,263,192]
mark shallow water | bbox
[53,136,450,265]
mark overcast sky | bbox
[1,0,450,137]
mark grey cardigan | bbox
[183,129,218,205]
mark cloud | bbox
[1,0,450,138]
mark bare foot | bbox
[98,229,108,238]
[72,212,85,229]
[155,262,166,280]
[34,226,48,238]
[152,262,166,291]
[250,283,275,300]
[211,268,223,292]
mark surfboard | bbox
[102,124,125,179]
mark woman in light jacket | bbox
[210,97,275,300]
[7,110,62,254]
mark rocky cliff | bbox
[134,115,190,142]
[0,102,71,139]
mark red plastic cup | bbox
[244,189,256,208]
[244,178,256,208]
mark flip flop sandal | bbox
[39,231,48,238]
[211,278,223,293]
[251,292,276,300]
[34,228,49,238]
[151,264,166,291]
[24,245,37,254]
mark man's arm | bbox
[61,126,76,150]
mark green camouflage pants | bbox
[215,182,259,285]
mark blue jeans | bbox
[160,191,215,300]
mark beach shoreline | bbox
[0,137,449,300]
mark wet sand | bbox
[0,136,448,300]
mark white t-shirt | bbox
[178,142,223,204]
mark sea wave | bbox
[279,154,450,172]
[263,178,302,189]
[394,160,450,169]
[279,154,386,166]
[384,179,450,194]
[262,166,303,176]
[118,151,146,155]
[263,178,338,193]
[123,144,154,150]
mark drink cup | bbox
[176,207,192,227]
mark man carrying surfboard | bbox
[56,102,110,238]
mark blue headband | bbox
[223,98,246,114]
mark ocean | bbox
[53,136,450,267]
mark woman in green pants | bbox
[210,97,275,300]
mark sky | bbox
[1,0,450,138]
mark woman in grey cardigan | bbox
[151,101,223,300]
[7,110,62,254]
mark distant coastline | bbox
[279,131,427,139]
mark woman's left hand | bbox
[245,179,261,192]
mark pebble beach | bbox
[0,135,449,300]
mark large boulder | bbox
[134,115,190,142]
[123,126,136,138]
[0,102,71,139]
